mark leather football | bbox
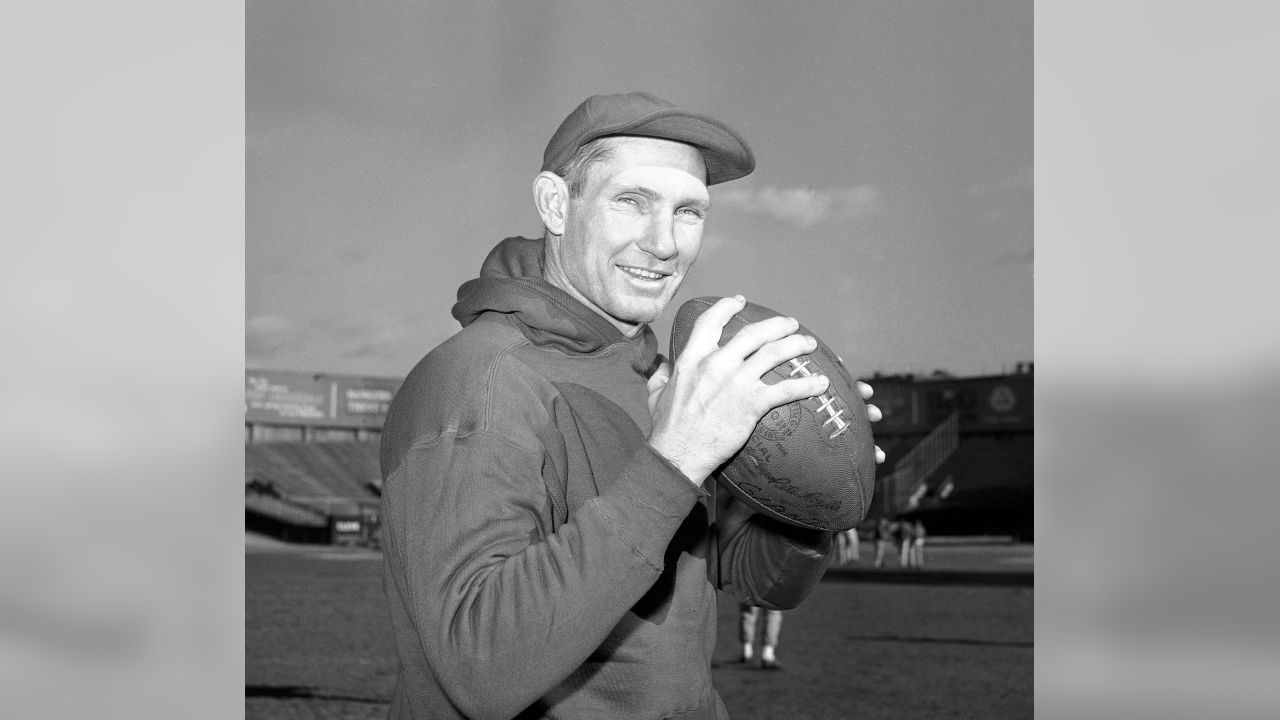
[669,297,876,532]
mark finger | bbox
[866,403,882,422]
[756,373,829,411]
[875,446,886,464]
[719,315,801,362]
[742,333,816,379]
[647,358,672,392]
[647,370,670,415]
[857,381,874,400]
[679,295,747,360]
[647,371,670,396]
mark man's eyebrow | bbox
[611,183,659,199]
[612,183,710,207]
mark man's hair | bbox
[553,137,619,197]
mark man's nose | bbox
[639,215,678,260]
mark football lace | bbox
[787,358,851,439]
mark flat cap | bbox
[542,92,755,185]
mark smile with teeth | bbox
[619,266,666,281]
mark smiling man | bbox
[379,92,881,719]
[537,135,709,336]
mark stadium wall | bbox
[862,369,1033,436]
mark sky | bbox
[247,0,1032,380]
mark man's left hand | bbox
[648,364,886,465]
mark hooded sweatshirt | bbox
[380,236,833,720]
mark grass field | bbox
[247,542,1032,719]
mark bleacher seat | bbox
[245,441,382,502]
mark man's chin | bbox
[608,300,666,328]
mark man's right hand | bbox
[647,295,830,486]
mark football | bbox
[669,297,876,532]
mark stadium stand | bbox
[245,440,383,545]
[245,441,381,501]
[932,434,1033,493]
[895,434,1034,540]
[859,369,1034,539]
[245,367,1033,545]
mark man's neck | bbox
[542,240,644,338]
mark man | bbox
[836,525,860,565]
[897,516,915,568]
[739,602,785,670]
[911,520,927,568]
[379,92,881,719]
[874,516,894,568]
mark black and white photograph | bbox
[245,2,1032,718]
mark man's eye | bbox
[678,207,706,219]
[617,196,642,207]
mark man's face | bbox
[548,137,710,336]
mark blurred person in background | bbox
[874,517,894,568]
[836,525,860,564]
[910,520,927,568]
[897,517,915,568]
[739,602,786,670]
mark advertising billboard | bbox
[245,370,402,429]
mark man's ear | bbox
[533,171,569,236]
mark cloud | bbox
[715,184,882,228]
[696,232,732,258]
[246,310,420,370]
[346,327,408,359]
[336,312,415,360]
[245,314,300,359]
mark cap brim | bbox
[599,109,756,186]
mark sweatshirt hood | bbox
[451,236,659,372]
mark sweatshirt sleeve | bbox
[381,408,703,718]
[713,485,835,610]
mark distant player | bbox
[739,603,785,670]
[911,520,927,568]
[836,526,860,564]
[897,518,914,567]
[874,517,893,568]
